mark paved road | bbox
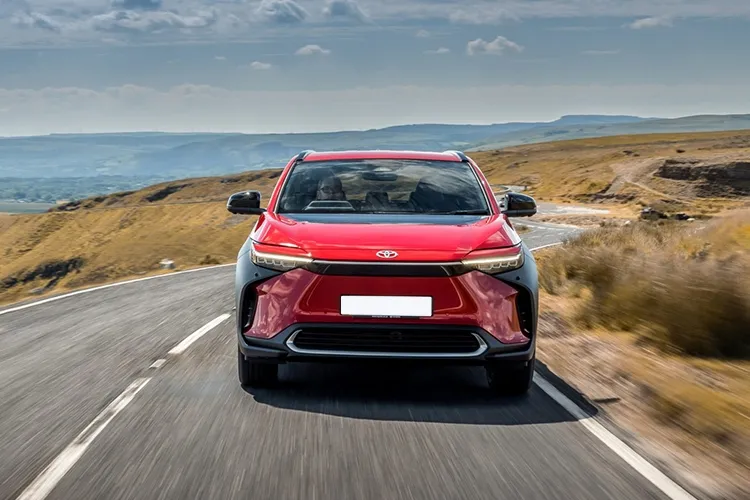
[0,222,683,500]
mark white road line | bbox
[525,221,582,230]
[16,378,151,500]
[534,375,697,500]
[167,313,231,355]
[0,263,235,317]
[529,242,564,252]
[149,359,166,369]
[14,313,231,500]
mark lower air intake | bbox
[287,327,486,357]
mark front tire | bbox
[486,357,535,396]
[238,350,278,387]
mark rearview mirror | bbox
[503,192,536,217]
[227,190,265,215]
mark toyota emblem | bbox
[376,250,398,259]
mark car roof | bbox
[300,150,466,163]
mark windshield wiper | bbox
[444,210,490,215]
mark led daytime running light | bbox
[250,243,312,271]
[461,247,524,273]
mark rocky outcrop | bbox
[1,257,84,290]
[655,159,750,196]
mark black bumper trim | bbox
[238,323,535,365]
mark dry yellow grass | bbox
[534,212,750,495]
[0,203,260,305]
[538,211,750,357]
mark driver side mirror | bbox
[503,192,537,217]
[227,190,265,215]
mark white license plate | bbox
[340,295,433,318]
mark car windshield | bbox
[276,159,491,215]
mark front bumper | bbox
[235,241,539,366]
[238,323,536,366]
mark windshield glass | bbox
[276,159,490,215]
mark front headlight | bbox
[461,245,525,273]
[250,242,312,272]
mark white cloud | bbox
[2,1,750,47]
[10,12,63,33]
[323,0,369,23]
[256,0,307,24]
[87,9,219,33]
[627,16,673,29]
[295,44,331,56]
[415,29,430,38]
[2,83,748,136]
[250,61,271,70]
[425,47,450,55]
[467,36,523,56]
[215,55,226,61]
[367,0,750,21]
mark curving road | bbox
[0,221,696,500]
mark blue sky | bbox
[1,0,749,135]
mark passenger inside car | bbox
[316,175,346,201]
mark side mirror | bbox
[503,192,536,217]
[227,190,265,215]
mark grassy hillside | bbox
[2,130,750,306]
[0,171,282,305]
[472,129,750,215]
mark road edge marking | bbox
[16,378,152,500]
[534,375,697,500]
[529,242,564,252]
[167,313,231,355]
[0,264,236,317]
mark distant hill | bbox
[470,114,750,151]
[2,113,750,203]
[0,115,647,181]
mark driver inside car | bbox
[316,175,346,201]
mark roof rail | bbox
[295,150,315,162]
[442,150,469,162]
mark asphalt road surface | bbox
[0,221,694,500]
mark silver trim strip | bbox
[285,330,489,358]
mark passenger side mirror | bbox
[503,192,536,217]
[227,190,265,215]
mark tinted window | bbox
[276,159,490,215]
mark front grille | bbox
[288,327,484,355]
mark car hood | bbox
[251,212,521,262]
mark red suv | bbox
[228,150,539,395]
